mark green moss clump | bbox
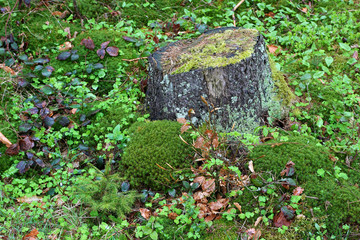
[120,120,193,190]
[203,219,239,240]
[249,135,360,234]
[249,135,333,183]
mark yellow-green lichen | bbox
[162,29,259,75]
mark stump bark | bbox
[146,27,293,133]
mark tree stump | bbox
[146,27,294,133]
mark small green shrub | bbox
[73,165,138,219]
[120,120,193,190]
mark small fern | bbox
[73,162,138,219]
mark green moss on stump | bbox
[268,56,295,106]
[120,120,193,190]
[163,29,259,75]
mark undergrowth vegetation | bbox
[0,0,359,239]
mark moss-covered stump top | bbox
[147,27,294,133]
[161,28,259,75]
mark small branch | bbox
[122,57,148,62]
[72,0,83,19]
[232,0,245,27]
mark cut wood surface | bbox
[0,131,12,147]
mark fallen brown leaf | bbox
[139,208,151,220]
[233,202,242,213]
[59,41,73,51]
[353,50,358,60]
[254,216,262,226]
[22,228,39,240]
[193,176,206,186]
[0,64,16,75]
[267,44,280,55]
[193,191,209,203]
[202,179,215,194]
[293,186,304,196]
[168,212,178,220]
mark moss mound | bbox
[249,135,333,183]
[203,219,239,240]
[249,135,360,233]
[120,120,193,190]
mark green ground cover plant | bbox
[0,0,360,239]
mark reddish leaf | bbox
[208,198,229,211]
[177,118,187,124]
[23,228,39,240]
[97,48,106,59]
[267,44,280,55]
[19,136,34,151]
[280,161,295,177]
[106,46,119,57]
[202,179,215,193]
[204,213,217,222]
[234,202,242,213]
[122,36,137,43]
[168,212,178,220]
[193,176,206,186]
[173,24,180,34]
[353,50,358,60]
[273,208,293,227]
[139,208,151,220]
[100,41,110,49]
[6,143,20,155]
[80,37,95,50]
[194,136,205,149]
[211,135,219,148]
[265,12,275,18]
[153,35,159,44]
[180,124,190,134]
[293,186,304,196]
[193,191,209,203]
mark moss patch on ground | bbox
[249,135,360,234]
[203,219,239,240]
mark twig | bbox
[122,57,148,62]
[232,0,245,27]
[305,195,319,200]
[72,0,83,20]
